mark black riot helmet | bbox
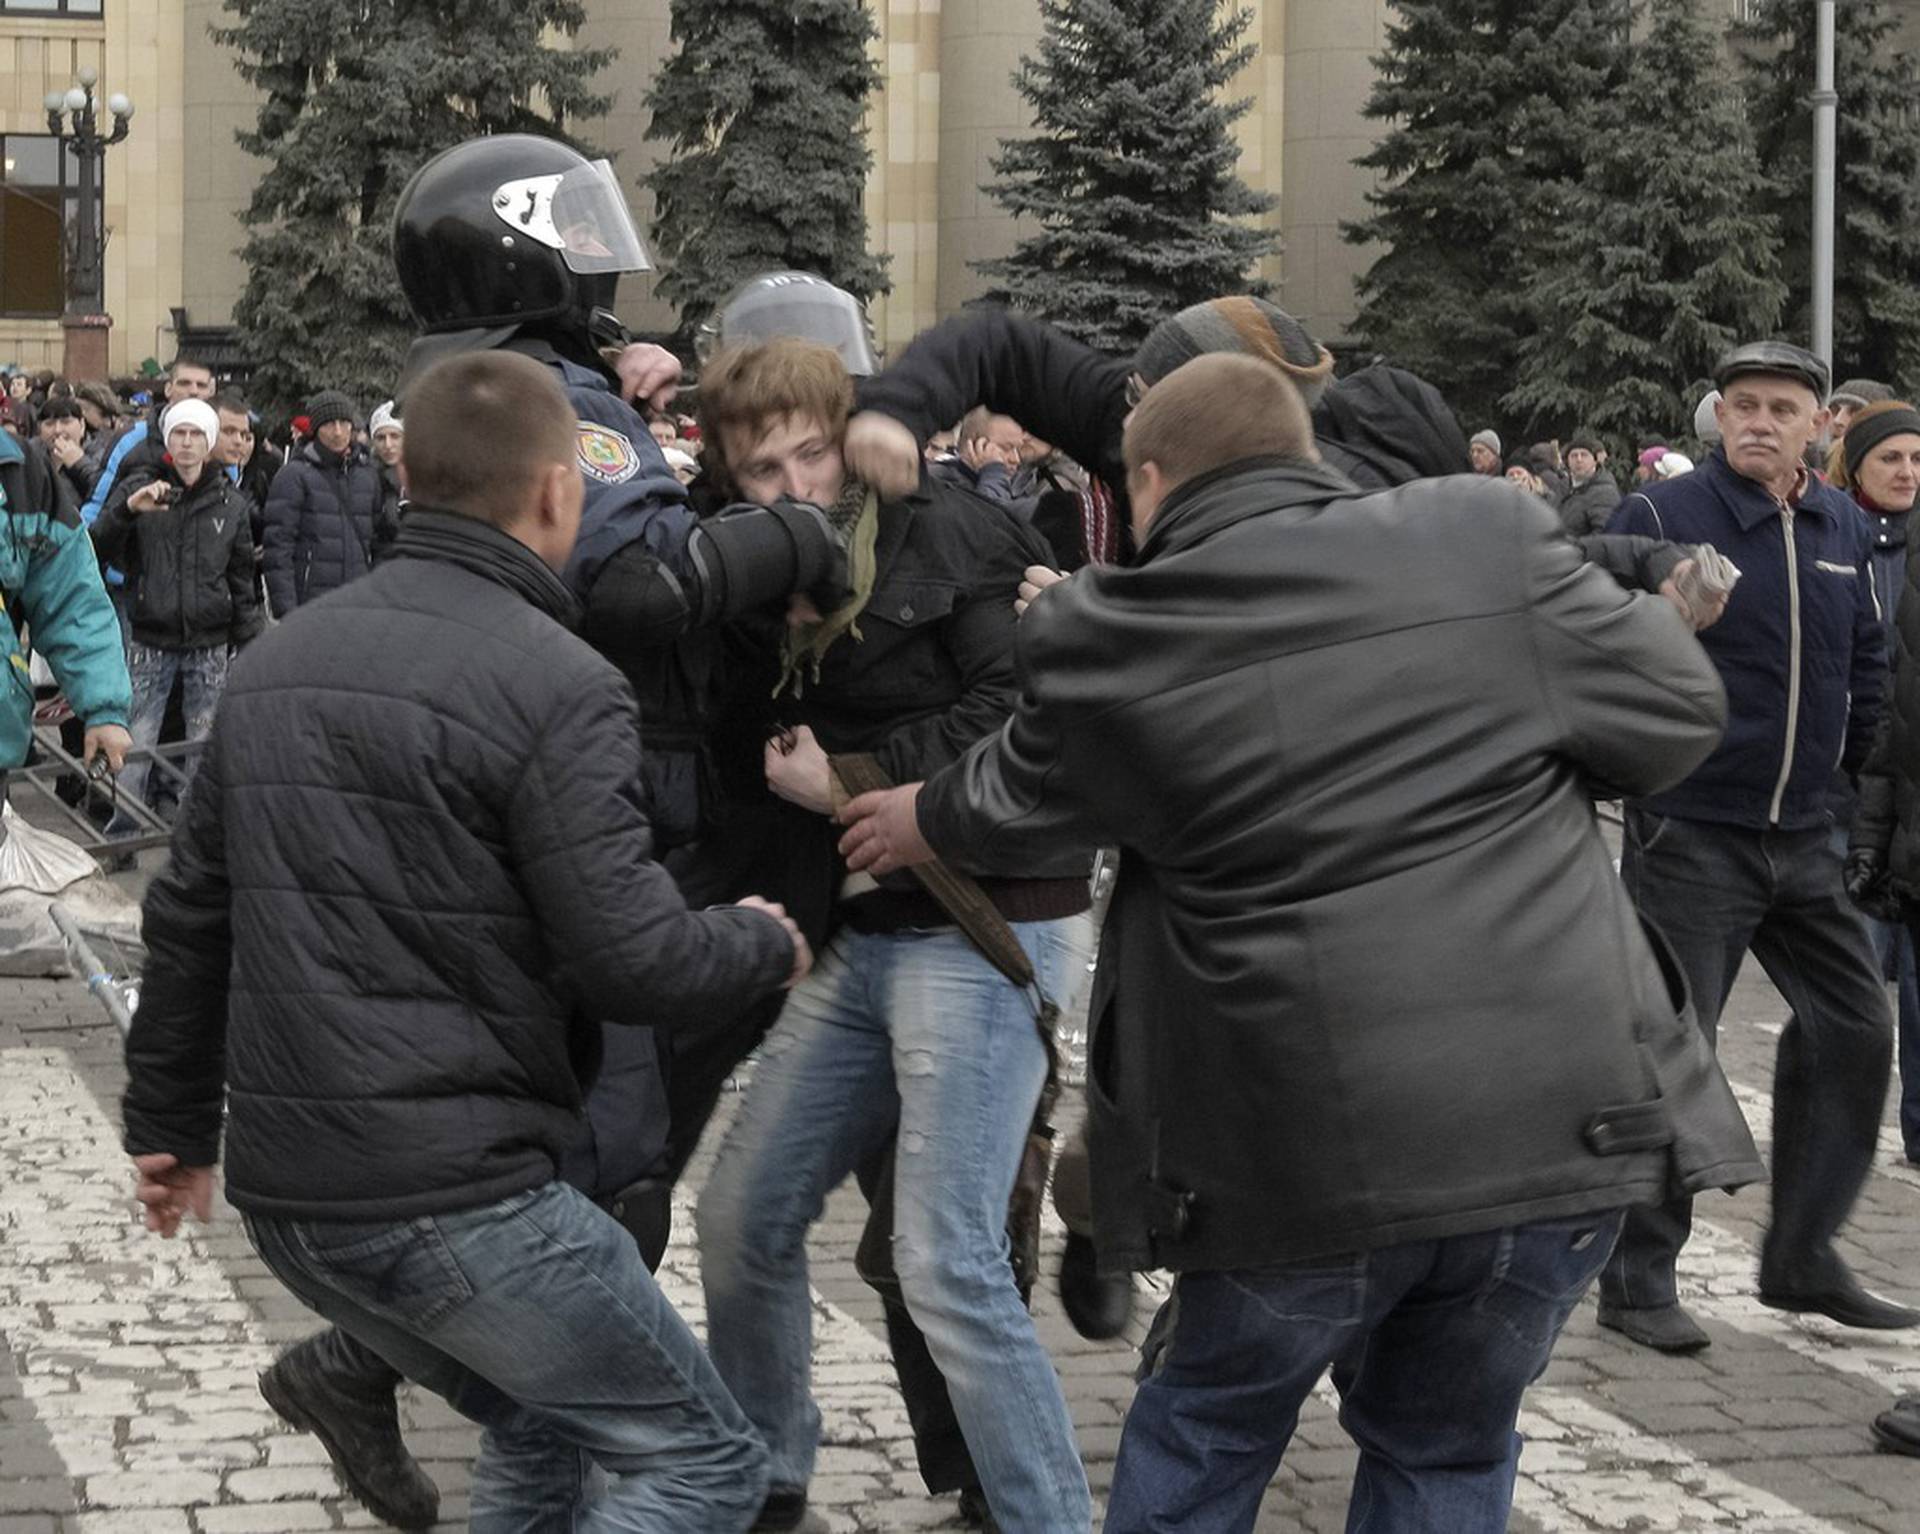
[695,271,880,376]
[392,135,651,352]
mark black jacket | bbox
[261,440,381,613]
[863,308,1691,594]
[121,510,795,1220]
[95,465,263,651]
[918,461,1760,1272]
[1561,470,1623,540]
[713,477,1089,937]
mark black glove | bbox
[1844,847,1903,923]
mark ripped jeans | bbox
[697,921,1090,1534]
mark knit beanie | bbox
[1842,400,1920,483]
[1133,297,1337,408]
[1638,445,1669,472]
[369,400,402,437]
[1567,434,1602,458]
[1832,378,1894,410]
[305,390,357,432]
[1470,428,1501,457]
[160,399,220,449]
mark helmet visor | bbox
[695,274,880,374]
[492,159,650,275]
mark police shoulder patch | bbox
[577,423,639,485]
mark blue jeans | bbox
[697,920,1090,1533]
[107,641,227,832]
[247,1181,767,1533]
[1105,1211,1625,1534]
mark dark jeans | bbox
[1876,917,1920,1157]
[1601,810,1893,1310]
[248,1182,767,1533]
[1105,1211,1624,1534]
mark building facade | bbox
[0,0,1907,381]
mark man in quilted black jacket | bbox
[121,351,809,1534]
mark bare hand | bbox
[614,344,683,414]
[50,437,85,468]
[960,437,1016,474]
[837,784,935,876]
[1015,564,1068,618]
[131,1153,214,1238]
[735,895,814,988]
[127,481,171,515]
[83,723,132,773]
[787,594,824,630]
[843,412,921,502]
[765,724,834,816]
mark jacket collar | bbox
[391,508,581,629]
[1702,445,1842,531]
[1136,455,1361,563]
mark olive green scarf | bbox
[776,477,879,696]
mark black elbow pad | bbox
[582,543,697,651]
[690,499,851,622]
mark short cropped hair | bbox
[698,338,853,490]
[212,391,252,419]
[1122,353,1315,492]
[402,351,577,526]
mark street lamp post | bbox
[43,67,134,381]
[1811,0,1837,371]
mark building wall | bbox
[177,0,256,342]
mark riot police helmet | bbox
[695,271,879,376]
[393,135,651,345]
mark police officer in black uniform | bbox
[255,136,851,1533]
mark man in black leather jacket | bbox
[840,354,1763,1534]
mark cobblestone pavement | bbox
[2,917,1920,1530]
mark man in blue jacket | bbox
[1602,340,1915,1352]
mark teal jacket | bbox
[0,432,131,767]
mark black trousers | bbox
[1600,810,1893,1310]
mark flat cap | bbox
[1714,340,1829,402]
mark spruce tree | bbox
[1737,0,1920,387]
[1346,0,1632,434]
[643,0,889,350]
[219,0,612,416]
[1504,0,1786,446]
[975,0,1278,356]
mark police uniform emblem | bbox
[577,424,640,485]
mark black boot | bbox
[259,1332,440,1530]
[1058,1232,1133,1341]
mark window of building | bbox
[0,1,105,15]
[0,135,105,318]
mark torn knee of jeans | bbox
[897,1049,937,1079]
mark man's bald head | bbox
[1122,353,1317,540]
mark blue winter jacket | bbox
[1607,448,1885,830]
[0,432,131,767]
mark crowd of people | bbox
[0,128,1895,1534]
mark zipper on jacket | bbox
[1769,504,1802,825]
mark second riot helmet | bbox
[696,272,880,376]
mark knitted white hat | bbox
[160,399,220,449]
